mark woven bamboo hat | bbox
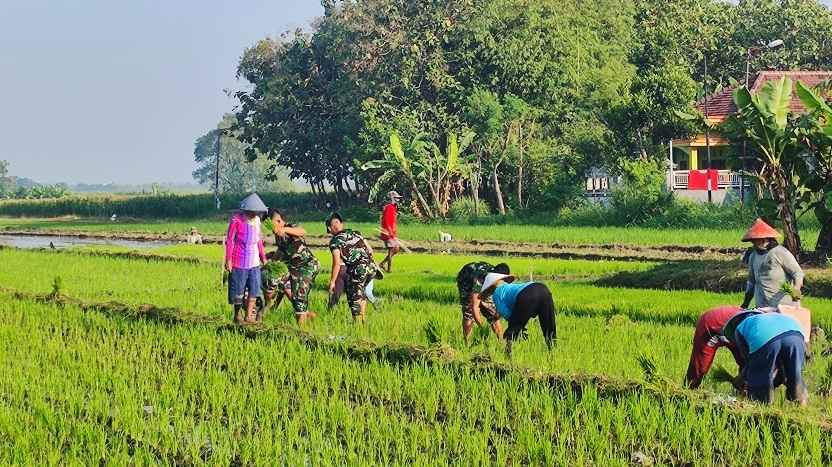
[741,218,781,242]
[478,273,515,299]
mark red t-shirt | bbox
[381,203,397,240]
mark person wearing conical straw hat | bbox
[741,218,804,309]
[225,193,268,324]
[186,226,203,244]
[478,273,556,355]
[379,190,403,273]
[723,310,808,406]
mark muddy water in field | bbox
[0,234,175,250]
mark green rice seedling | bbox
[781,281,802,300]
[422,317,445,344]
[50,275,63,297]
[710,364,735,385]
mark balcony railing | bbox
[672,170,741,190]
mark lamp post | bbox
[214,127,227,210]
[704,54,712,203]
[741,39,784,202]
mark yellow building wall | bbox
[690,148,698,170]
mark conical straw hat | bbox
[741,218,781,242]
[239,193,268,213]
[478,273,515,299]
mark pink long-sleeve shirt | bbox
[225,213,266,269]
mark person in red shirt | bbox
[685,305,746,389]
[379,190,402,273]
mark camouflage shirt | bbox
[329,229,373,267]
[457,261,494,294]
[274,223,316,267]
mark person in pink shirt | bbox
[225,193,268,324]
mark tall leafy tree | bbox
[192,114,294,195]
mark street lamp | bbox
[741,39,784,202]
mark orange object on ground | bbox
[777,304,811,343]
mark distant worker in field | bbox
[740,219,804,309]
[328,262,379,310]
[456,261,510,340]
[266,208,320,328]
[684,305,746,389]
[379,190,403,273]
[186,226,203,244]
[225,193,268,324]
[255,250,293,322]
[478,273,557,355]
[723,310,808,406]
[326,212,377,324]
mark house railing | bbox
[671,170,741,190]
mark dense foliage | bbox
[232,0,832,217]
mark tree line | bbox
[226,0,832,219]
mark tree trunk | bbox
[771,166,801,260]
[815,215,832,258]
[517,119,523,208]
[493,166,505,215]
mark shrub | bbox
[449,197,491,222]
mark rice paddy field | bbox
[0,216,820,248]
[3,221,832,465]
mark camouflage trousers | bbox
[346,262,375,316]
[288,256,321,314]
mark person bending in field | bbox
[723,310,808,406]
[326,212,377,324]
[266,208,320,328]
[255,250,293,323]
[685,305,747,389]
[478,273,556,356]
[456,261,510,340]
[328,262,379,310]
[379,190,402,273]
[225,193,268,324]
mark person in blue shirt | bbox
[723,310,808,406]
[478,273,556,355]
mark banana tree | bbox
[359,133,435,218]
[426,131,475,217]
[795,81,832,255]
[721,76,802,259]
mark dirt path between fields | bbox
[0,228,746,262]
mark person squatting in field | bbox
[379,190,402,273]
[225,193,268,324]
[723,310,809,406]
[685,305,747,389]
[255,250,293,323]
[326,212,377,324]
[478,273,557,355]
[740,218,804,309]
[456,261,510,340]
[328,263,379,310]
[267,208,321,328]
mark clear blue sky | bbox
[0,0,323,184]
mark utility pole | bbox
[215,128,222,209]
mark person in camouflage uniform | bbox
[457,261,510,340]
[267,208,320,328]
[326,212,377,324]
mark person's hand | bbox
[328,282,336,294]
[731,375,746,391]
[225,260,233,273]
[740,302,750,309]
[274,227,288,239]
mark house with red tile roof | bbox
[668,70,832,202]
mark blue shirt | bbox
[491,282,534,320]
[736,313,803,354]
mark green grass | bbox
[0,216,820,248]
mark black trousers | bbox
[504,282,556,345]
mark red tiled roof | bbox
[694,70,832,118]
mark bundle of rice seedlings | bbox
[262,217,275,233]
[263,260,288,278]
[710,364,735,384]
[780,281,801,300]
[636,351,675,389]
[470,325,491,347]
[423,317,445,345]
[50,275,64,298]
[818,361,832,397]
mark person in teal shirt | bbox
[478,273,556,354]
[723,310,808,406]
